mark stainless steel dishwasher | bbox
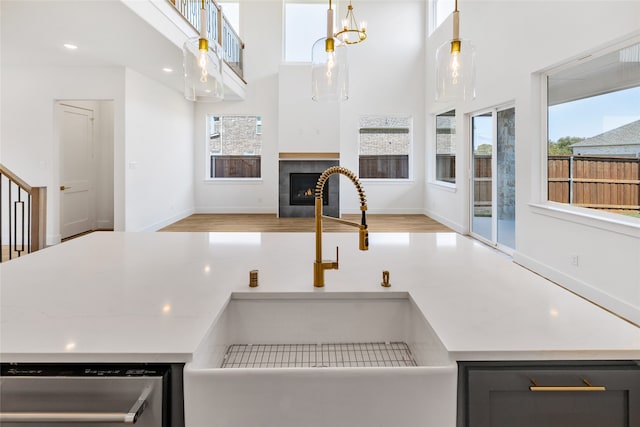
[0,364,181,427]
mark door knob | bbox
[60,185,71,191]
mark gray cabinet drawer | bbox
[458,361,640,427]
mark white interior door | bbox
[59,103,95,239]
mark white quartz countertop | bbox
[1,231,639,363]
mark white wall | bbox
[194,0,426,215]
[124,68,195,231]
[338,0,426,214]
[278,64,341,154]
[95,101,115,230]
[0,66,125,244]
[0,65,194,240]
[424,1,640,323]
[194,0,281,214]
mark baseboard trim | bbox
[47,234,62,246]
[194,207,428,215]
[342,208,425,215]
[140,208,196,232]
[195,207,276,214]
[96,220,114,229]
[423,209,465,234]
[513,251,640,326]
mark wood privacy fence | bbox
[548,155,640,212]
[435,154,456,183]
[473,155,492,209]
[359,155,409,179]
[212,155,261,178]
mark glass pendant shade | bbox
[311,37,349,101]
[183,37,224,102]
[435,38,476,102]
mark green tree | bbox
[474,144,492,155]
[548,136,584,155]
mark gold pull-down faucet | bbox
[314,166,368,287]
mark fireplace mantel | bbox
[279,152,340,160]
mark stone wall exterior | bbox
[436,114,456,155]
[497,108,516,221]
[359,116,411,155]
[209,115,262,155]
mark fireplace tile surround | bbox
[278,154,339,218]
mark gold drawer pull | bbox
[529,378,606,392]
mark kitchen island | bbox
[1,231,639,426]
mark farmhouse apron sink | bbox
[184,292,457,427]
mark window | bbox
[547,41,640,219]
[284,2,327,62]
[359,116,412,179]
[219,2,240,34]
[435,110,456,184]
[431,0,455,32]
[207,115,262,179]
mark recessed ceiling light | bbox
[63,43,78,50]
[162,67,174,73]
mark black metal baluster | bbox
[14,189,24,257]
[27,193,32,254]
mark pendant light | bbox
[311,0,348,101]
[435,0,475,102]
[183,0,224,102]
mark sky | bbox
[471,86,640,148]
[548,86,640,142]
[285,3,327,62]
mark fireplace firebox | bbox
[289,173,328,206]
[278,158,339,218]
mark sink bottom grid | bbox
[220,342,417,368]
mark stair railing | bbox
[171,0,245,80]
[0,164,47,262]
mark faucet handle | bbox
[359,226,369,251]
[381,270,391,287]
[249,270,259,288]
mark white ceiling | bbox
[547,42,640,105]
[1,0,189,93]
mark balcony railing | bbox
[172,0,244,80]
[222,14,244,79]
[0,164,47,262]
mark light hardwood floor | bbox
[160,214,452,233]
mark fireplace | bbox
[289,173,328,206]
[279,158,339,218]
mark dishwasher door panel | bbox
[0,376,163,427]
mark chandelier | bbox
[335,1,366,45]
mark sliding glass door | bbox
[471,113,493,242]
[471,106,516,250]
